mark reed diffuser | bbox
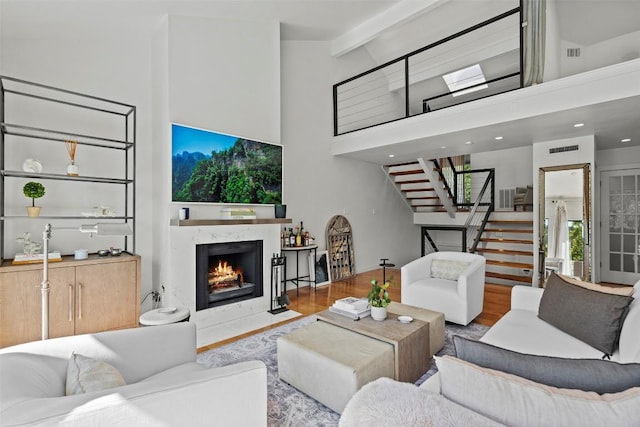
[65,138,79,176]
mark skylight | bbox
[443,64,488,97]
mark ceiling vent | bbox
[567,47,581,58]
[549,144,579,154]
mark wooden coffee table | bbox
[316,304,444,383]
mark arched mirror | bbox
[538,163,592,284]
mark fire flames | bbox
[208,260,243,290]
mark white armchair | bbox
[401,252,486,325]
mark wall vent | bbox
[499,188,515,209]
[549,144,579,154]
[567,47,581,57]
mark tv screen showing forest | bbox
[172,124,282,204]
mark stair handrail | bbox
[418,158,455,217]
[417,167,493,254]
[433,158,456,203]
[464,169,495,252]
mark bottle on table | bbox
[289,228,295,247]
[295,226,301,247]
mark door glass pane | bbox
[624,215,636,233]
[610,253,621,271]
[610,234,621,251]
[623,235,636,253]
[624,196,637,214]
[610,176,621,194]
[623,175,635,193]
[623,254,635,273]
[610,195,622,212]
[610,214,622,232]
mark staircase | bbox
[386,159,533,288]
[475,214,534,286]
[384,159,454,215]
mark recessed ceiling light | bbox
[494,136,503,140]
[573,123,584,128]
[388,154,395,158]
[441,146,447,149]
[621,138,631,143]
[465,141,473,145]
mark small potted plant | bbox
[23,181,45,217]
[367,278,392,321]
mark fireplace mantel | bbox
[166,221,284,335]
[171,218,292,227]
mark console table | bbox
[281,245,317,295]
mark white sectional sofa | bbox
[340,278,640,427]
[0,322,267,426]
[479,282,640,363]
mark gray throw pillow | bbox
[538,272,634,356]
[453,335,640,394]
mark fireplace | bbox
[196,240,263,311]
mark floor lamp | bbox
[40,222,132,340]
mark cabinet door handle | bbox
[68,284,73,322]
[77,283,82,320]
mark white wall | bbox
[472,145,534,209]
[151,18,171,305]
[167,15,280,143]
[560,31,640,78]
[153,15,282,296]
[281,41,419,275]
[597,145,640,169]
[0,35,156,311]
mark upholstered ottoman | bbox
[277,320,394,413]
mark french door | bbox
[600,169,640,285]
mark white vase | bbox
[370,306,387,321]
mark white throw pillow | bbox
[66,353,126,395]
[435,355,640,427]
[430,259,469,281]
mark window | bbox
[442,64,488,97]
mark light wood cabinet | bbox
[0,254,140,348]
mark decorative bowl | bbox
[109,248,122,256]
[97,249,110,257]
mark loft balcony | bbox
[331,3,640,165]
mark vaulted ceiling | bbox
[2,0,639,164]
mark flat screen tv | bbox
[172,123,283,204]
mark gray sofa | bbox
[0,322,267,426]
[340,279,640,426]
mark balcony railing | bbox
[333,7,522,136]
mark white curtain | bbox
[549,200,570,275]
[523,0,546,86]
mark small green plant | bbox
[569,221,584,261]
[367,278,393,308]
[23,181,45,207]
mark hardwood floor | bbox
[197,267,512,352]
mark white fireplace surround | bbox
[166,222,282,333]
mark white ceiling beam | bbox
[331,0,450,58]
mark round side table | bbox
[139,306,190,326]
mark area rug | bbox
[197,315,489,427]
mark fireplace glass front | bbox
[195,240,263,311]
